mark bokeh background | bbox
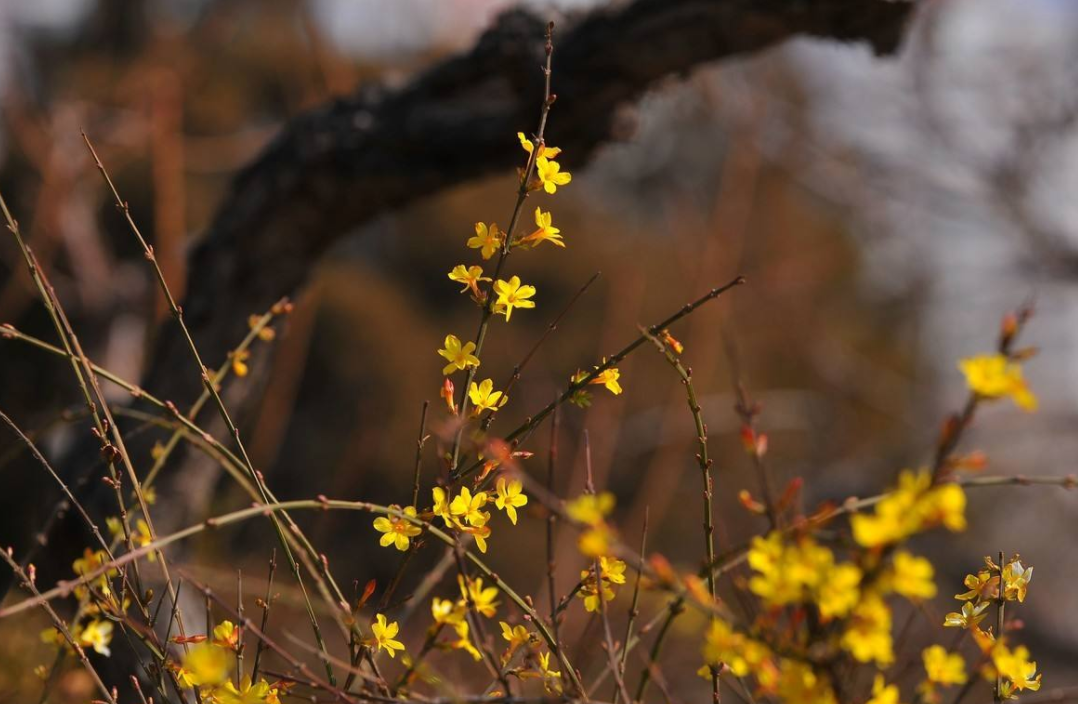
[1,0,1077,701]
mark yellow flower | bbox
[956,568,998,601]
[500,621,531,653]
[177,643,232,688]
[432,487,455,527]
[450,487,490,527]
[449,619,483,661]
[889,551,937,601]
[538,650,563,691]
[438,334,480,376]
[867,675,902,704]
[431,597,463,626]
[923,645,967,685]
[992,643,1041,692]
[468,378,507,414]
[851,469,966,548]
[78,619,113,657]
[494,477,528,525]
[566,492,615,525]
[817,562,863,620]
[519,207,564,248]
[703,619,754,678]
[1002,557,1033,602]
[371,614,404,658]
[517,132,561,160]
[72,548,118,599]
[579,556,627,612]
[212,676,278,704]
[213,620,241,650]
[535,156,572,194]
[959,354,1037,411]
[747,532,861,619]
[776,661,837,704]
[493,276,536,322]
[465,523,492,553]
[943,600,990,629]
[841,594,893,665]
[590,364,622,395]
[448,264,491,297]
[459,576,499,618]
[468,222,503,260]
[372,506,422,551]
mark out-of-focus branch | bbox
[143,0,915,411]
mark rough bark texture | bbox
[147,0,914,410]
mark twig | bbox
[451,276,746,481]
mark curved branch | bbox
[144,0,914,405]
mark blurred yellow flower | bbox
[851,469,966,548]
[176,643,232,688]
[867,675,901,704]
[959,354,1037,411]
[923,645,967,685]
[841,594,893,665]
[78,619,113,657]
[890,551,937,601]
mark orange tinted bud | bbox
[740,426,756,454]
[172,635,208,644]
[777,477,803,511]
[440,379,457,415]
[357,579,377,610]
[660,329,684,354]
[738,490,766,514]
[953,451,988,472]
[648,554,675,584]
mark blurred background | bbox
[1,0,1077,701]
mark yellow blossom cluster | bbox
[578,556,627,612]
[171,621,286,703]
[935,555,1040,699]
[959,353,1037,411]
[851,468,966,548]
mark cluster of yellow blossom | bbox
[565,491,616,557]
[172,621,286,703]
[747,532,864,619]
[40,548,129,659]
[106,516,155,561]
[851,468,966,548]
[426,577,502,664]
[740,530,940,684]
[578,556,627,612]
[959,353,1037,411]
[933,555,1040,699]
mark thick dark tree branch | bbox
[146,0,914,408]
